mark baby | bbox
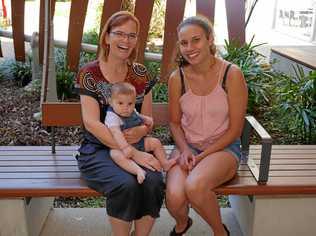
[105,82,176,183]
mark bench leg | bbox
[229,195,316,236]
[0,197,54,236]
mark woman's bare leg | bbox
[109,216,132,236]
[134,215,155,236]
[165,149,190,232]
[185,151,238,236]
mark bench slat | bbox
[0,145,316,197]
[0,166,79,172]
[1,145,315,151]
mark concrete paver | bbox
[40,207,243,236]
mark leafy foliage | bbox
[54,48,76,100]
[271,67,315,143]
[152,82,168,103]
[82,30,99,45]
[221,36,272,115]
[0,58,30,86]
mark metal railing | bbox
[0,29,162,62]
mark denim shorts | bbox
[189,139,241,164]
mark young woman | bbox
[166,16,248,236]
[75,11,164,236]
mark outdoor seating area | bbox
[0,0,315,236]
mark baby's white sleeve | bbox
[104,111,122,127]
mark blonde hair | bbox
[98,11,140,62]
[111,82,136,98]
[176,15,216,66]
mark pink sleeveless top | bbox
[180,61,230,151]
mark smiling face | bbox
[98,11,140,62]
[110,93,136,117]
[178,24,213,65]
[105,19,138,61]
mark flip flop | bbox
[169,217,193,236]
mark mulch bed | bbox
[0,79,81,146]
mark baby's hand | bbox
[122,145,134,158]
[144,117,153,127]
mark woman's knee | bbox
[119,174,141,194]
[166,184,187,211]
[184,176,213,201]
[142,171,164,194]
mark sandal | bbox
[169,217,193,236]
[223,224,230,236]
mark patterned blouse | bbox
[75,60,157,148]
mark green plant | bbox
[54,48,76,100]
[56,69,76,101]
[144,60,161,79]
[273,66,315,143]
[82,30,99,45]
[152,82,168,103]
[11,59,32,87]
[221,36,272,115]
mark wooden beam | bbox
[67,0,89,71]
[196,0,215,23]
[42,102,169,127]
[97,0,123,55]
[134,0,155,63]
[160,0,186,81]
[11,0,25,61]
[225,0,245,45]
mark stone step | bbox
[40,207,243,236]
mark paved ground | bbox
[40,208,244,236]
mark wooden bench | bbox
[1,144,316,236]
[0,103,315,236]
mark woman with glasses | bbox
[75,11,164,236]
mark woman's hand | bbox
[123,125,148,144]
[178,148,195,171]
[132,150,162,171]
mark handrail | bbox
[0,29,162,62]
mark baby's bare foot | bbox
[136,169,146,184]
[162,158,178,171]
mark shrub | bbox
[11,59,32,87]
[221,36,272,115]
[0,59,16,82]
[82,30,99,45]
[272,66,315,144]
[144,60,160,79]
[56,69,76,101]
[152,82,168,103]
[54,48,76,100]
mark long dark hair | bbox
[175,16,216,67]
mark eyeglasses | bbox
[110,31,138,41]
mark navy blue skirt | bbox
[76,145,165,221]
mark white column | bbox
[230,194,316,236]
[0,197,54,236]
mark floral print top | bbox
[75,60,157,148]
